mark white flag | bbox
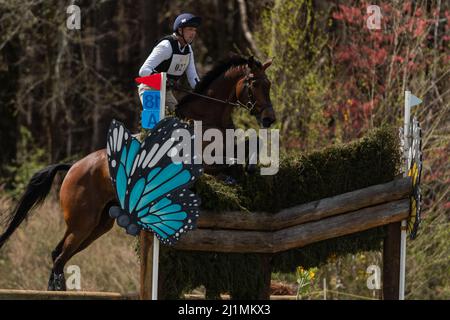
[409,94,422,108]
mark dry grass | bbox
[0,193,139,293]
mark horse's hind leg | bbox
[69,204,115,258]
[48,230,69,290]
[48,227,95,291]
[48,205,115,291]
[48,205,101,291]
[51,230,69,263]
[47,148,115,291]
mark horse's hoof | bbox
[109,206,122,218]
[49,272,66,291]
[246,164,258,174]
[47,273,55,291]
[223,176,237,185]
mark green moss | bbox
[193,174,250,212]
[155,126,401,298]
[194,125,400,214]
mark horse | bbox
[0,54,275,292]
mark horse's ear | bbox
[262,59,273,71]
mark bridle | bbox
[173,73,271,115]
[241,74,272,116]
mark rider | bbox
[138,13,201,113]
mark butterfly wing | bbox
[128,117,203,243]
[135,117,203,182]
[135,192,201,245]
[107,118,203,243]
[107,119,141,210]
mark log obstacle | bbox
[0,289,138,300]
[140,177,412,299]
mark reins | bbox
[173,78,257,112]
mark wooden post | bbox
[139,231,153,300]
[383,222,401,300]
[257,254,272,300]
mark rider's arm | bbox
[139,40,172,77]
[186,45,200,89]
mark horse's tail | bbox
[0,163,72,250]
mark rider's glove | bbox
[167,79,179,89]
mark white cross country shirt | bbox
[168,53,190,76]
[139,34,200,89]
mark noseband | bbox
[240,75,272,115]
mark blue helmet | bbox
[173,13,202,33]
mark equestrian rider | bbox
[138,13,201,113]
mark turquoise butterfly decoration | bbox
[106,118,203,245]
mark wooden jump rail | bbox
[0,289,138,300]
[175,177,411,252]
[140,177,412,299]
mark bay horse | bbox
[0,55,275,291]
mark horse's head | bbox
[237,56,276,128]
[176,54,276,129]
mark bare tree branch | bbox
[237,0,263,58]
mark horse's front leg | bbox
[234,136,262,175]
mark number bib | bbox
[167,54,190,76]
[142,90,161,129]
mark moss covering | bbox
[155,126,402,298]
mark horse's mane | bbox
[177,55,252,108]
